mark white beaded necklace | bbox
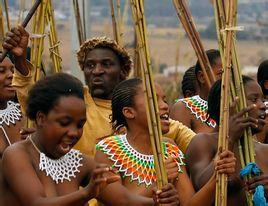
[0,101,22,146]
[29,137,83,184]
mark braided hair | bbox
[111,78,142,131]
[181,66,197,98]
[195,49,221,81]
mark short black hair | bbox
[27,73,84,120]
[257,60,268,95]
[111,77,142,131]
[207,75,255,125]
[195,49,221,77]
[181,66,197,97]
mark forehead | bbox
[245,81,263,96]
[135,83,164,97]
[86,48,119,61]
[0,57,13,67]
[51,96,86,116]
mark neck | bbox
[199,88,208,100]
[126,128,152,154]
[30,131,47,156]
[0,100,8,110]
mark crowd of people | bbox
[0,25,267,206]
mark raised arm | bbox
[3,25,34,115]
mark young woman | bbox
[0,25,33,204]
[95,78,237,206]
[1,73,121,206]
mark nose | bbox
[92,63,104,75]
[67,126,79,139]
[258,100,266,111]
[6,68,13,79]
[159,99,169,112]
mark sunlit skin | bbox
[1,96,120,206]
[186,80,268,206]
[83,48,126,100]
[170,56,223,133]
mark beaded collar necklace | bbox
[96,134,185,187]
[0,101,22,146]
[177,95,216,128]
[29,136,83,184]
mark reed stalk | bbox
[173,0,216,89]
[0,2,5,50]
[213,0,255,205]
[46,0,62,73]
[3,0,10,31]
[72,0,85,45]
[130,0,168,191]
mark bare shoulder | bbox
[2,140,29,161]
[170,101,192,128]
[170,101,187,114]
[186,133,217,156]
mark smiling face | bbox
[0,57,15,101]
[245,81,266,134]
[37,96,86,159]
[83,48,125,100]
[127,84,170,134]
[211,57,223,80]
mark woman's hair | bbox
[27,73,84,120]
[195,49,221,78]
[207,75,255,125]
[181,66,197,97]
[257,60,268,95]
[111,77,142,130]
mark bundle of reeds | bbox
[46,0,61,73]
[173,0,215,88]
[213,0,255,205]
[214,1,236,205]
[130,0,168,190]
[3,0,10,31]
[109,0,124,46]
[30,0,61,81]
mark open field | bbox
[54,21,268,73]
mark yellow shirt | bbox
[12,61,34,115]
[165,119,196,154]
[75,87,196,156]
[74,87,113,156]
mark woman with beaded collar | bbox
[96,78,237,205]
[1,73,124,206]
[0,26,33,204]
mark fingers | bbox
[218,150,234,159]
[216,150,236,175]
[234,104,256,118]
[20,127,36,135]
[230,97,239,115]
[17,25,29,37]
[155,184,179,205]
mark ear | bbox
[120,69,127,80]
[196,71,206,85]
[36,111,47,126]
[122,107,135,120]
